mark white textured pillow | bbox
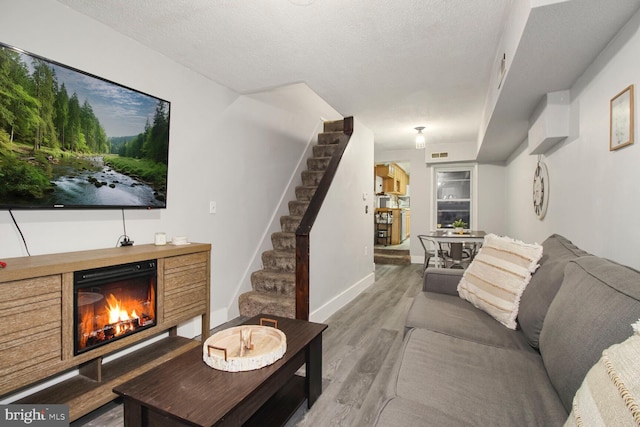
[565,320,640,427]
[457,233,543,329]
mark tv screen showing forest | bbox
[0,42,171,209]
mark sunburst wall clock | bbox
[533,161,549,219]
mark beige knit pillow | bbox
[565,320,640,426]
[457,234,543,329]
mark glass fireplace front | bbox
[74,260,157,355]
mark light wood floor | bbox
[71,263,423,427]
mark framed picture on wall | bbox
[610,84,634,151]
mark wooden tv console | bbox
[0,243,211,421]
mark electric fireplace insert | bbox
[74,260,157,355]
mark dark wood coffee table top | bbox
[113,315,327,426]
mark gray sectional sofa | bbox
[374,234,640,426]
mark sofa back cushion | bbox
[539,256,640,412]
[518,234,590,349]
[565,320,640,426]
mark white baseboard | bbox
[310,272,375,323]
[411,255,424,264]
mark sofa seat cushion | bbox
[377,327,567,426]
[518,234,590,349]
[375,396,464,427]
[540,256,640,412]
[405,292,534,351]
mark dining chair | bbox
[417,235,450,274]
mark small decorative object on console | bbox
[171,236,189,245]
[154,232,167,245]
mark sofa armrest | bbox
[423,268,464,295]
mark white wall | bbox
[0,0,342,336]
[310,119,375,321]
[504,7,640,270]
[425,140,477,163]
[477,164,507,235]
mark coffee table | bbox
[113,315,327,426]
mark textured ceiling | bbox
[53,0,640,157]
[53,0,510,152]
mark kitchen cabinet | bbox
[375,164,395,178]
[375,163,409,195]
[398,170,409,195]
[382,177,400,194]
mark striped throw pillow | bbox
[565,320,640,427]
[457,234,543,329]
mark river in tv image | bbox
[43,156,165,208]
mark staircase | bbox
[238,119,345,319]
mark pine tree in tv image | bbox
[0,43,170,209]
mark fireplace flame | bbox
[106,294,138,324]
[105,293,145,335]
[77,283,155,352]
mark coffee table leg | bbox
[123,398,143,427]
[306,333,323,408]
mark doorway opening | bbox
[374,161,410,264]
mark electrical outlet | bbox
[364,245,368,255]
[209,201,217,214]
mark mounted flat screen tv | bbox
[0,42,170,209]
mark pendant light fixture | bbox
[415,126,426,149]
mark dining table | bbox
[425,229,487,268]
